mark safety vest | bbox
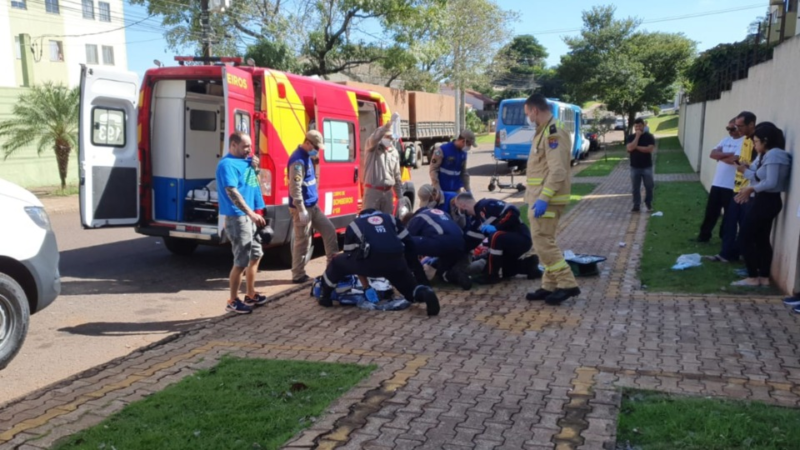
[407,207,464,239]
[438,142,467,192]
[288,147,318,208]
[343,210,406,255]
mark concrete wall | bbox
[0,88,79,188]
[682,102,705,178]
[679,36,800,294]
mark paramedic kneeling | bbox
[403,206,472,291]
[216,131,268,315]
[319,209,440,316]
[455,193,542,285]
[288,130,339,284]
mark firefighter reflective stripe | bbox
[527,177,543,186]
[343,243,358,251]
[489,248,503,255]
[499,203,512,217]
[439,167,461,176]
[542,187,555,198]
[323,271,336,287]
[302,178,317,187]
[348,221,363,239]
[484,216,496,225]
[467,230,484,240]
[418,214,444,235]
[397,229,409,239]
[550,195,570,205]
[545,259,569,272]
[540,211,557,219]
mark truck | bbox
[78,57,415,265]
[335,81,456,169]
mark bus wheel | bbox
[163,237,198,256]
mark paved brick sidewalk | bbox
[2,162,797,450]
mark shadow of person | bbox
[58,318,213,337]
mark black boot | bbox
[523,255,543,280]
[414,286,440,316]
[444,268,472,291]
[526,288,553,301]
[544,287,581,305]
[319,282,334,307]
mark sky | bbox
[123,0,767,79]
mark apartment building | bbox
[0,0,128,88]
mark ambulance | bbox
[78,56,415,264]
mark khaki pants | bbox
[528,205,578,291]
[290,204,339,279]
[363,188,394,215]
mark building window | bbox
[11,0,25,8]
[15,37,22,60]
[45,0,59,14]
[82,0,94,19]
[98,2,110,22]
[102,45,114,65]
[322,120,356,162]
[85,44,98,64]
[49,40,64,62]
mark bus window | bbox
[501,102,527,126]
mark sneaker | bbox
[526,288,553,301]
[645,202,652,211]
[783,296,800,306]
[545,287,581,305]
[226,299,253,314]
[292,274,311,284]
[244,292,268,307]
[631,205,640,213]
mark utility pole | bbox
[200,0,211,61]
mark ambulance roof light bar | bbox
[174,56,243,66]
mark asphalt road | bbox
[0,138,621,405]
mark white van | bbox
[0,179,61,369]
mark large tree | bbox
[558,5,695,128]
[493,34,547,91]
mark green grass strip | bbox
[52,357,376,450]
[618,389,800,450]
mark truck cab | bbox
[78,58,409,263]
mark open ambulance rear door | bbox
[78,65,140,229]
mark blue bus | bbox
[493,98,585,167]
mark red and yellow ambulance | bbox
[78,57,414,263]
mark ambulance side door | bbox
[316,93,361,219]
[78,65,140,229]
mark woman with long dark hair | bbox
[731,123,791,287]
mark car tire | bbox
[163,237,198,256]
[0,272,30,370]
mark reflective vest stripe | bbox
[397,229,409,239]
[302,178,317,187]
[466,230,484,240]
[343,243,359,251]
[348,222,363,239]
[439,167,461,176]
[489,248,503,256]
[527,177,543,186]
[417,214,444,235]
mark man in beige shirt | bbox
[362,112,403,215]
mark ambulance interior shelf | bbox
[150,79,225,226]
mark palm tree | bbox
[0,82,79,189]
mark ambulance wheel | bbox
[163,237,198,256]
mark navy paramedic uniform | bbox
[473,199,539,280]
[407,207,469,284]
[431,142,469,192]
[321,210,439,315]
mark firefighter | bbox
[363,112,403,215]
[402,206,472,290]
[319,209,440,316]
[287,130,339,283]
[430,130,475,193]
[454,193,542,284]
[523,94,581,305]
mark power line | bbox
[530,3,764,36]
[31,14,155,39]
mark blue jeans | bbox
[719,197,752,261]
[630,167,654,207]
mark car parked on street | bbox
[614,117,626,130]
[0,179,61,370]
